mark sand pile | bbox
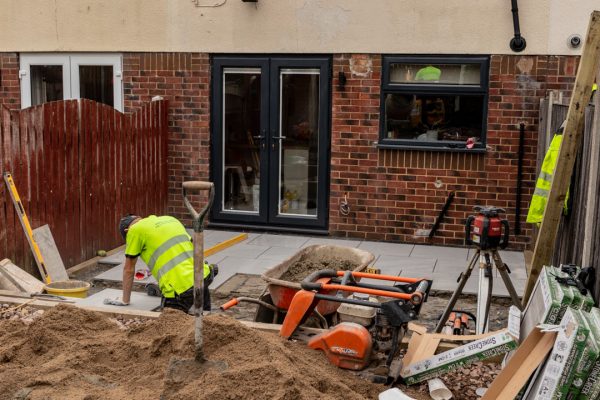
[0,305,381,400]
[279,259,357,282]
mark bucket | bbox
[44,280,91,298]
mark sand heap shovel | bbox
[164,181,226,388]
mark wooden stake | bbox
[524,11,600,303]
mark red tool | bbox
[465,206,509,250]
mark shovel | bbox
[163,181,226,391]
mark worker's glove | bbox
[103,298,129,306]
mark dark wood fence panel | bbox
[0,99,168,275]
[538,99,600,301]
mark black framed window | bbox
[380,56,489,151]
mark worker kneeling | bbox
[103,214,216,313]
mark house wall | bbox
[0,0,597,56]
[0,51,580,249]
[122,53,211,220]
[0,53,20,109]
[329,54,578,248]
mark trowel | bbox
[163,181,226,391]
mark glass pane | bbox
[30,65,63,106]
[384,93,484,145]
[279,69,319,216]
[223,69,262,213]
[79,65,114,107]
[389,63,481,86]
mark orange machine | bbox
[278,269,431,381]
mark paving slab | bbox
[214,244,269,258]
[77,288,161,311]
[410,244,469,261]
[247,233,310,248]
[257,246,301,261]
[302,237,362,248]
[357,240,414,257]
[210,256,281,289]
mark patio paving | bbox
[93,229,528,297]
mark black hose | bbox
[515,123,525,235]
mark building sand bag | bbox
[0,305,381,400]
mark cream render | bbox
[0,0,596,55]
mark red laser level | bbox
[465,206,510,250]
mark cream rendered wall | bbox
[0,0,596,55]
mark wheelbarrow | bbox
[220,244,374,325]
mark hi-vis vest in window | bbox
[526,133,568,224]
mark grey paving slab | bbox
[302,237,362,248]
[247,233,310,248]
[376,255,436,274]
[357,241,414,257]
[94,264,157,284]
[214,244,269,258]
[257,246,301,261]
[430,271,525,297]
[78,288,161,311]
[410,245,469,261]
[98,250,127,266]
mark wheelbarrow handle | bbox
[182,181,214,230]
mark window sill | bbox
[376,142,487,153]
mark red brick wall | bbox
[122,53,210,224]
[0,53,21,109]
[329,54,578,249]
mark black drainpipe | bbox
[510,0,527,52]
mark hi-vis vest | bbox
[125,215,210,298]
[526,134,568,224]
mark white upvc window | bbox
[20,53,123,111]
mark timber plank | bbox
[524,11,600,302]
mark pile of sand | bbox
[279,259,357,282]
[0,305,381,399]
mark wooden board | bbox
[481,327,557,400]
[0,258,45,293]
[32,225,69,282]
[524,11,600,302]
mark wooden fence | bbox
[538,97,600,300]
[0,99,168,275]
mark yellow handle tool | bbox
[3,172,51,284]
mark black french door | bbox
[210,56,330,231]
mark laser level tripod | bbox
[434,206,523,334]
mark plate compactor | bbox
[278,270,431,382]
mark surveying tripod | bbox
[434,207,523,334]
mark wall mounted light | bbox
[338,71,347,91]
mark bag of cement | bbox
[565,309,599,398]
[579,308,600,400]
[521,266,567,342]
[524,308,589,400]
[550,266,575,318]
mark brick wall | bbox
[329,54,578,249]
[122,53,210,224]
[0,53,21,109]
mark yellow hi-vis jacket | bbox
[125,215,210,298]
[526,134,568,224]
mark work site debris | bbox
[411,362,500,400]
[401,330,516,385]
[0,305,383,399]
[0,303,44,325]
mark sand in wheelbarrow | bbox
[279,258,357,282]
[0,305,385,400]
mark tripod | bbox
[435,206,524,334]
[434,247,523,334]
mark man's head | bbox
[119,214,140,240]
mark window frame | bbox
[20,53,123,111]
[379,55,490,152]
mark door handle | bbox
[253,135,265,139]
[272,136,287,140]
